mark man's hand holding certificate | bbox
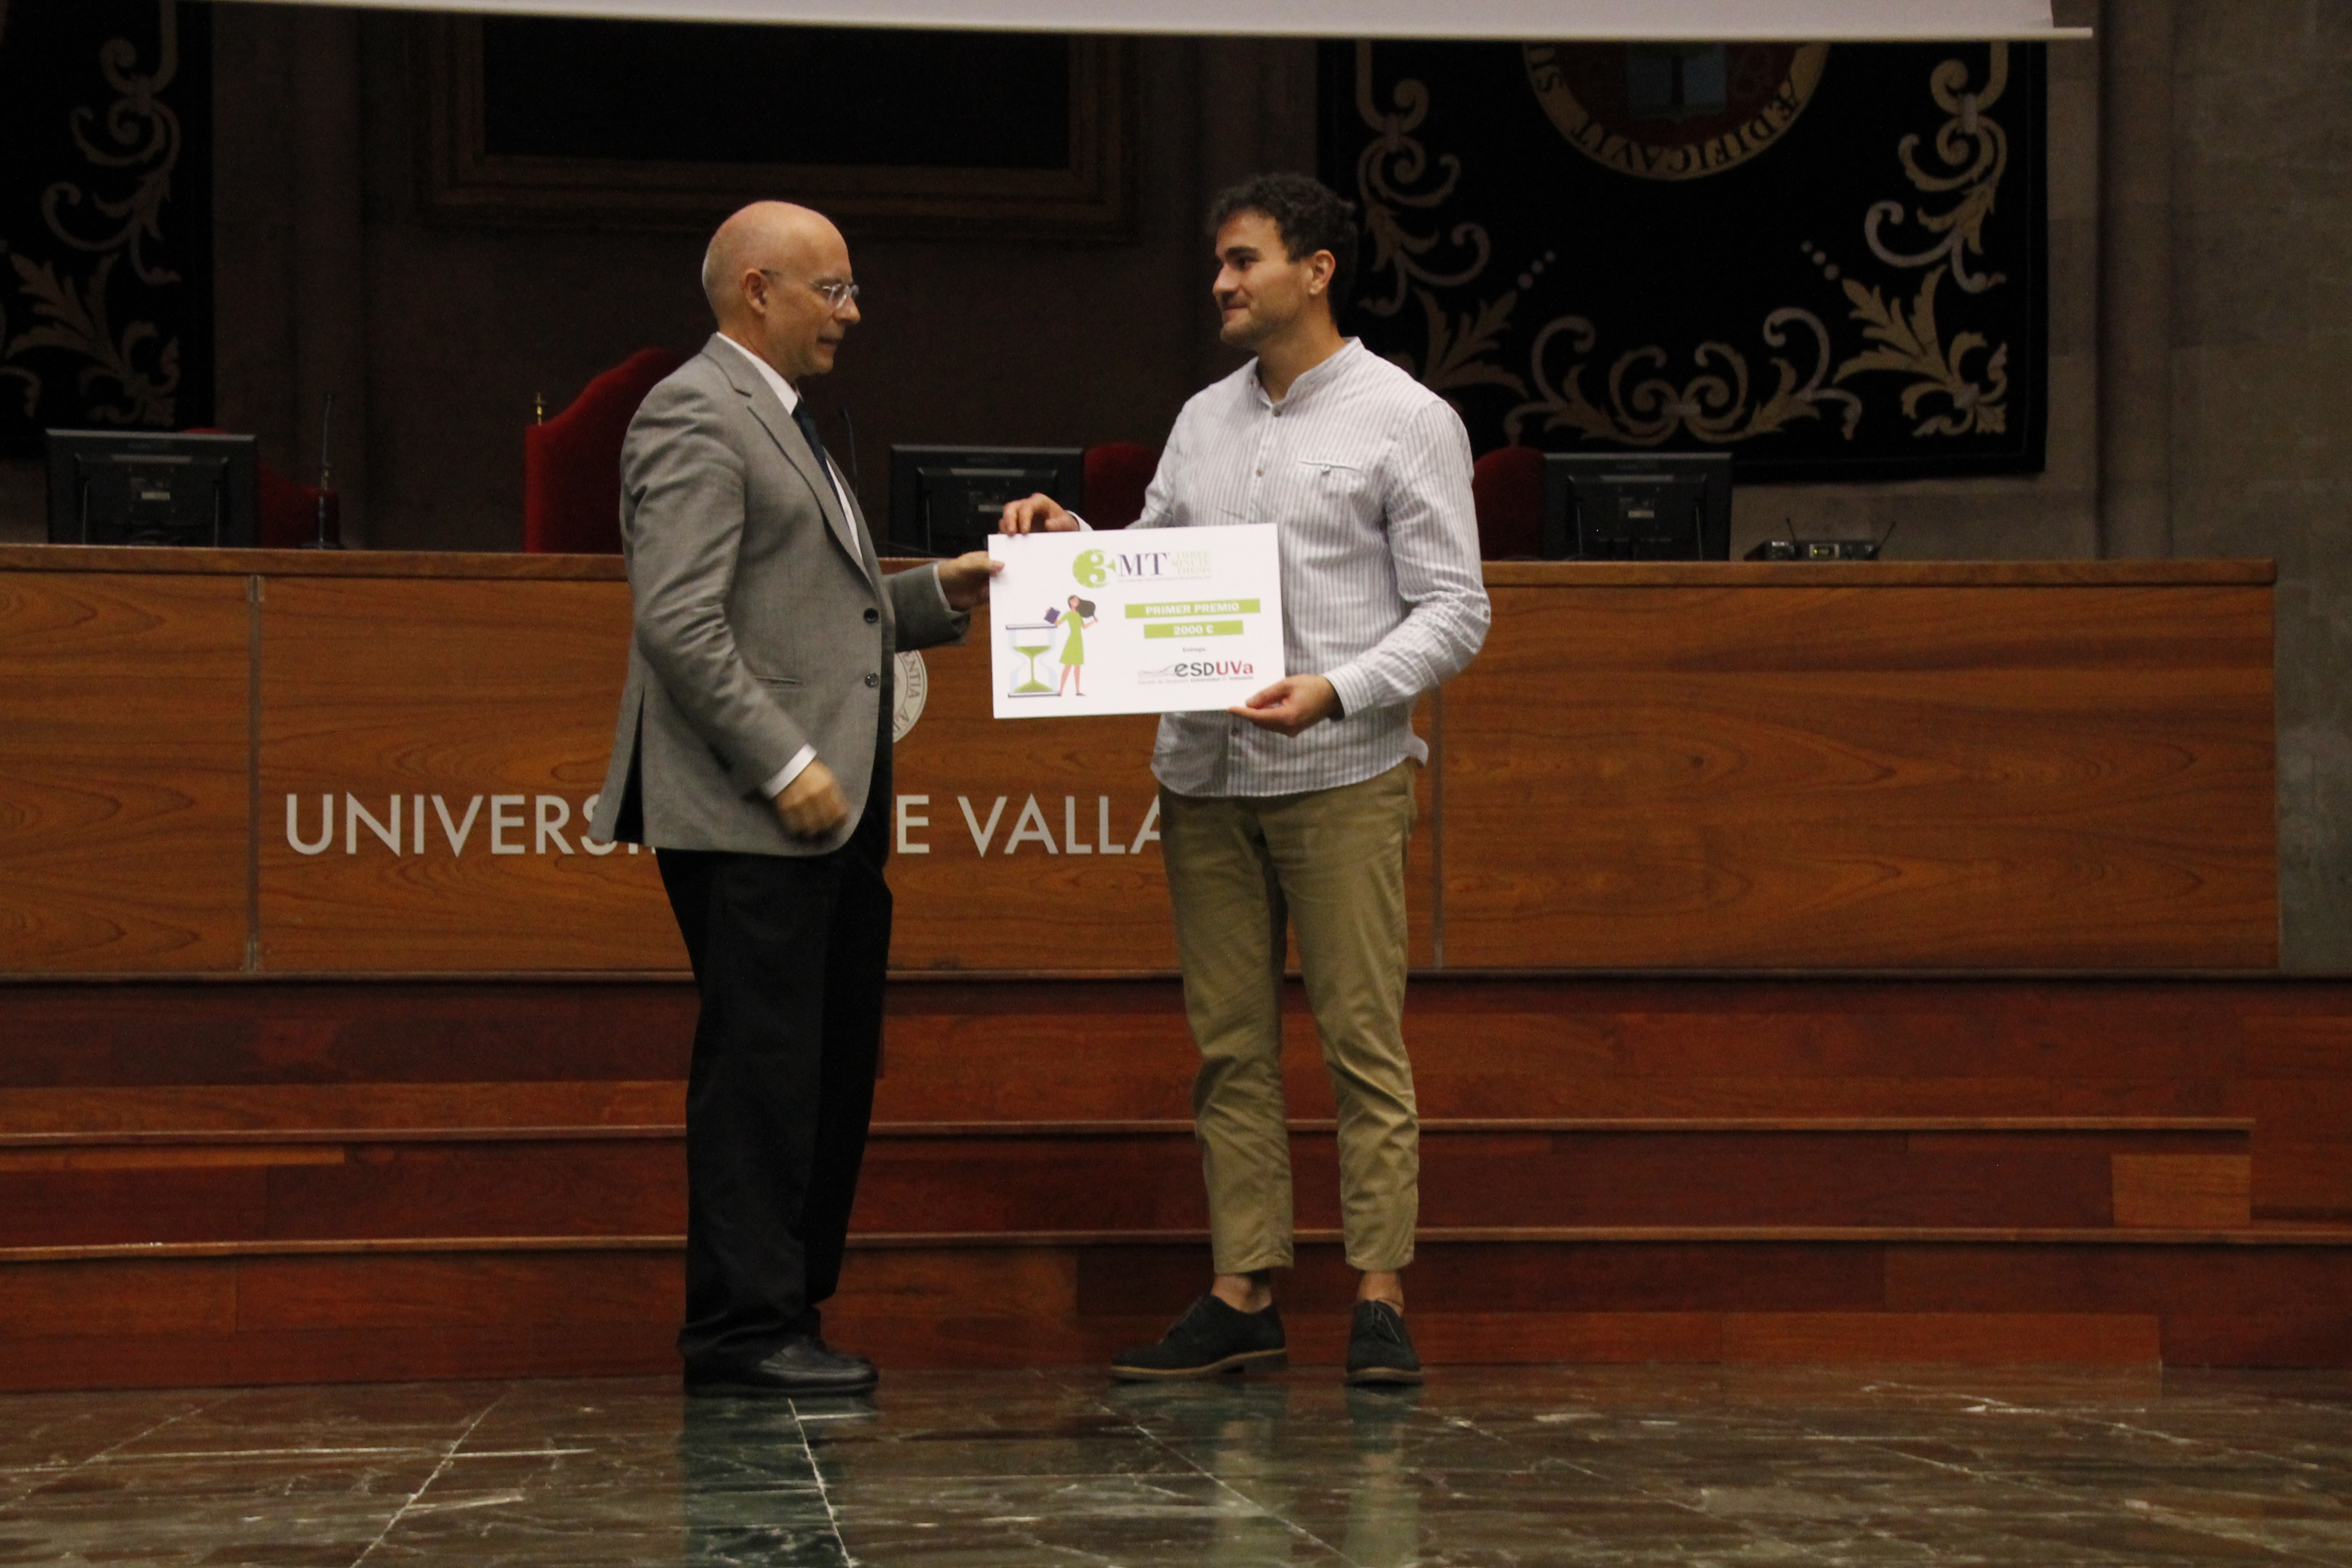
[986,524,1288,720]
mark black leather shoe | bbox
[1344,1300,1424,1385]
[684,1336,879,1398]
[1110,1294,1287,1381]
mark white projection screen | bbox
[228,1,2081,41]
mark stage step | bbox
[11,974,2352,1225]
[854,1118,2253,1234]
[0,1118,2253,1247]
[5,973,2351,1386]
[5,1226,2352,1389]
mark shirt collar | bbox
[1251,336,1363,410]
[716,331,800,413]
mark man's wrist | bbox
[1322,666,1371,722]
[762,745,818,798]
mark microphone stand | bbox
[304,390,342,549]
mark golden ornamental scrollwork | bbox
[1861,45,2008,292]
[0,288,35,417]
[43,14,185,286]
[2,1,185,429]
[1412,287,1528,400]
[1504,308,1860,448]
[1351,40,1493,322]
[1478,41,2016,451]
[0,0,32,417]
[1827,43,2011,433]
[1350,40,1527,403]
[8,251,179,426]
[1833,266,2006,436]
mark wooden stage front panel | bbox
[258,575,679,972]
[0,570,252,972]
[0,547,2277,976]
[1449,571,2279,968]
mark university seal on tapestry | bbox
[1523,43,1829,181]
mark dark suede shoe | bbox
[1345,1300,1424,1385]
[1110,1294,1288,1381]
[684,1336,879,1398]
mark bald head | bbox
[702,200,859,383]
[702,202,841,321]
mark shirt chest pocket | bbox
[1297,455,1370,500]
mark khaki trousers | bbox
[1161,760,1420,1275]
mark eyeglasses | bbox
[759,270,859,313]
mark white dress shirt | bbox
[1120,339,1491,797]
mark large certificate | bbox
[987,524,1286,718]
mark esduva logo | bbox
[1139,660,1256,685]
[1071,546,1211,587]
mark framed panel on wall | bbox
[413,17,1135,239]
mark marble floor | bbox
[6,1364,2352,1566]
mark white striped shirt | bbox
[1126,338,1491,797]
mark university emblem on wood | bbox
[892,651,928,741]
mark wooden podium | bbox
[11,544,2351,1389]
[0,546,2279,978]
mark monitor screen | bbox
[888,445,1082,558]
[46,430,259,549]
[1541,451,1732,562]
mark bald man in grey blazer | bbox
[591,202,997,1397]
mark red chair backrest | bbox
[256,461,337,548]
[524,348,688,554]
[1471,445,1545,560]
[186,428,335,548]
[1082,441,1157,530]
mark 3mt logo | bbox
[1071,548,1207,587]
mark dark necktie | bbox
[790,399,870,555]
[789,401,834,484]
[792,401,891,780]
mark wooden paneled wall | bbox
[0,547,2277,976]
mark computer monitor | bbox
[888,445,1083,558]
[1541,451,1732,562]
[46,430,259,548]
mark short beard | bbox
[1219,304,1286,352]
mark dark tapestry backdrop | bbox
[0,1,211,459]
[1317,40,2045,481]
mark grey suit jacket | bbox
[590,335,967,856]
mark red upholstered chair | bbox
[1081,440,1157,529]
[1471,444,1545,560]
[524,348,687,554]
[186,428,336,547]
[255,461,339,548]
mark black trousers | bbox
[656,756,891,1370]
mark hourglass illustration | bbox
[1004,621,1055,695]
